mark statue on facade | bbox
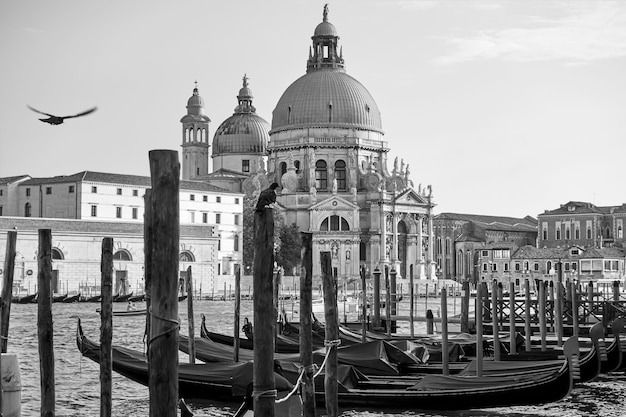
[332,177,338,194]
[393,157,398,175]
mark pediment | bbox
[309,195,359,212]
[394,188,429,206]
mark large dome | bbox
[212,113,269,155]
[270,69,383,133]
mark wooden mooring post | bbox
[360,266,367,343]
[490,280,500,361]
[321,251,339,417]
[373,267,381,328]
[37,229,55,416]
[440,288,449,375]
[524,278,532,352]
[253,207,276,416]
[233,264,240,363]
[148,150,180,416]
[300,232,315,417]
[460,279,470,334]
[539,280,547,351]
[385,268,392,337]
[508,282,516,355]
[187,266,196,364]
[1,230,17,355]
[475,283,483,377]
[100,237,114,417]
[143,189,153,355]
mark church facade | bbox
[183,7,436,283]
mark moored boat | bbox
[75,319,293,402]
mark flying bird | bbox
[27,105,97,125]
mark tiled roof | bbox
[0,175,30,185]
[435,213,537,231]
[0,217,215,239]
[512,245,567,259]
[18,171,234,193]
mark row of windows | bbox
[189,194,239,204]
[542,223,624,240]
[276,159,348,190]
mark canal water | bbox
[8,299,626,416]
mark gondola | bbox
[128,294,146,303]
[75,319,293,402]
[53,293,68,302]
[200,315,303,354]
[83,295,102,303]
[63,293,81,303]
[12,293,37,304]
[191,335,574,410]
[112,292,133,303]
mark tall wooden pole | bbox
[475,283,483,377]
[300,233,315,417]
[143,189,153,355]
[148,150,180,417]
[360,266,367,343]
[253,208,276,416]
[321,252,338,417]
[508,282,517,355]
[460,279,470,334]
[409,266,415,338]
[273,268,281,339]
[187,266,196,364]
[524,278,532,352]
[37,229,55,416]
[233,264,240,363]
[373,267,381,328]
[440,288,449,375]
[385,268,391,337]
[571,281,579,337]
[539,280,547,351]
[1,230,17,353]
[491,280,500,361]
[100,237,114,417]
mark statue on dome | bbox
[393,157,398,175]
[323,4,329,21]
[242,74,249,88]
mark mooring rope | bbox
[275,338,341,403]
[147,306,180,346]
[252,389,277,399]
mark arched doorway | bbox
[398,220,408,278]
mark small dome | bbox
[314,21,337,37]
[212,114,269,156]
[213,75,269,156]
[238,86,253,99]
[186,86,205,116]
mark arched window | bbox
[24,202,31,217]
[320,215,350,231]
[113,250,132,261]
[547,261,552,273]
[315,160,327,190]
[280,162,287,177]
[51,248,64,260]
[618,226,623,239]
[180,251,195,262]
[334,160,346,190]
[294,160,300,174]
[234,235,240,252]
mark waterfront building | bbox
[538,201,626,249]
[182,7,436,283]
[433,213,538,284]
[0,172,242,295]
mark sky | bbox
[1,0,625,219]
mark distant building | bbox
[433,213,538,283]
[538,201,626,249]
[0,171,242,295]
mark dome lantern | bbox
[308,4,344,73]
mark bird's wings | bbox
[27,105,97,119]
[27,105,55,117]
[66,107,97,119]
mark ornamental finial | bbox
[323,4,329,22]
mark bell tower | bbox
[180,82,211,180]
